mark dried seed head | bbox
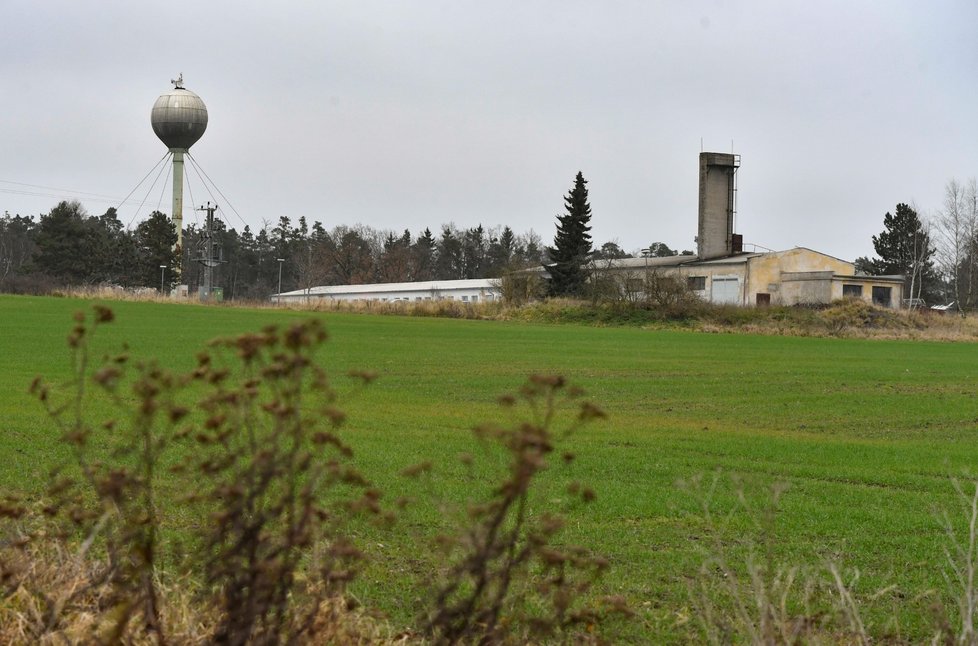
[348,369,378,384]
[578,401,607,422]
[93,305,114,323]
[400,461,433,478]
[497,394,517,407]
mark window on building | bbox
[872,286,892,307]
[756,293,771,306]
[687,276,706,291]
[843,284,863,298]
[461,295,469,302]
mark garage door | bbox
[711,277,740,305]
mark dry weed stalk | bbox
[682,473,887,645]
[421,375,613,644]
[939,478,978,645]
[684,473,811,645]
[24,304,172,642]
[178,318,380,644]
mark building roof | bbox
[277,278,498,297]
[832,273,905,284]
[594,255,699,270]
[683,253,765,266]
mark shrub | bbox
[176,319,381,644]
[494,271,547,307]
[819,298,909,335]
[421,375,613,644]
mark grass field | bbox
[4,293,978,641]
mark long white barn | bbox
[271,278,500,304]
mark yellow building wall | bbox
[746,249,854,306]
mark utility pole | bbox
[277,257,285,302]
[641,248,651,301]
[194,202,224,301]
[160,265,167,296]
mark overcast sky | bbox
[2,0,976,262]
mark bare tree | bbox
[0,213,36,289]
[907,204,932,306]
[935,179,978,310]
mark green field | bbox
[3,294,978,641]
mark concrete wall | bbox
[746,248,854,306]
[779,271,836,305]
[830,278,901,308]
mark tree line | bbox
[0,172,676,301]
[6,172,973,308]
[0,200,555,299]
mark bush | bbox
[819,298,909,335]
[421,375,612,644]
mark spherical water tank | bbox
[151,83,208,151]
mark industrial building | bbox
[611,152,904,308]
[273,153,904,308]
[593,247,903,308]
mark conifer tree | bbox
[134,211,181,289]
[546,172,593,296]
[870,203,937,301]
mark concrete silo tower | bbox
[696,152,740,260]
[151,74,208,249]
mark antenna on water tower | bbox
[150,74,208,251]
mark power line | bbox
[115,152,171,215]
[187,153,249,230]
[0,179,134,203]
[155,162,171,214]
[125,153,173,230]
[0,186,143,208]
[186,156,222,217]
[185,167,200,229]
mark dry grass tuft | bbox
[0,535,406,645]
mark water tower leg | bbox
[171,149,185,249]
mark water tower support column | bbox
[171,149,185,249]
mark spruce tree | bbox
[134,211,181,289]
[870,203,937,301]
[546,172,593,296]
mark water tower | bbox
[151,74,208,249]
